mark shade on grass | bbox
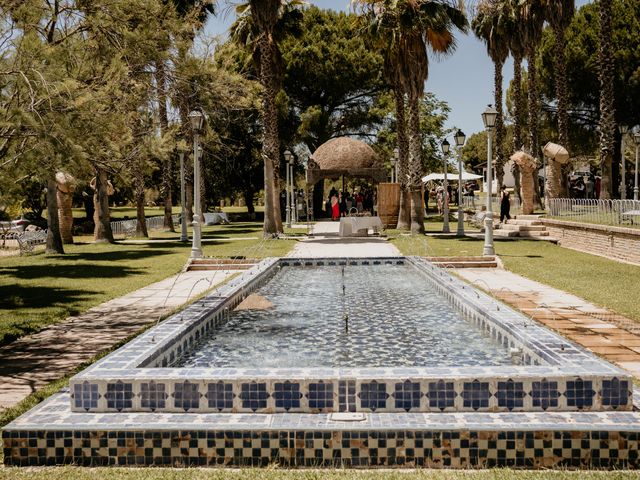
[0,223,295,346]
[389,232,640,322]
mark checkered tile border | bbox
[3,429,638,468]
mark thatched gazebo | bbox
[305,137,387,219]
[306,137,386,186]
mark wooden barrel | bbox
[377,183,400,228]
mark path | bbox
[289,220,400,257]
[455,268,640,378]
[0,269,238,410]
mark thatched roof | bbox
[311,137,380,171]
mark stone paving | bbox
[289,220,400,257]
[0,269,237,411]
[454,268,640,378]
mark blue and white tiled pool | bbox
[3,257,639,468]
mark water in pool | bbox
[175,264,515,368]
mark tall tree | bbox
[233,1,302,237]
[362,0,467,234]
[597,0,615,199]
[520,0,545,206]
[472,0,510,189]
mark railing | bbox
[548,198,640,227]
[110,214,180,237]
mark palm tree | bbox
[597,0,615,199]
[233,1,303,236]
[360,3,411,229]
[504,0,526,201]
[543,0,574,199]
[472,0,510,190]
[363,0,466,234]
[519,0,545,207]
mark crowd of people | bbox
[325,187,376,220]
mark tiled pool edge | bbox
[3,391,640,468]
[67,257,633,414]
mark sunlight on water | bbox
[176,265,515,368]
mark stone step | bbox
[519,230,550,237]
[187,264,254,271]
[493,229,520,237]
[191,258,260,265]
[427,256,496,262]
[503,225,547,232]
[516,215,543,220]
[431,261,498,268]
[506,219,543,226]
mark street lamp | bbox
[179,151,188,242]
[188,109,205,259]
[620,125,629,199]
[633,128,640,201]
[481,105,498,256]
[454,129,466,237]
[441,139,451,233]
[284,150,293,228]
[393,147,399,183]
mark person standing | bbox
[331,194,339,220]
[500,186,511,223]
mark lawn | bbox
[389,231,640,322]
[0,469,638,479]
[0,222,295,346]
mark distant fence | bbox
[110,214,179,237]
[548,199,640,227]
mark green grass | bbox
[389,234,640,322]
[0,468,638,479]
[0,222,295,345]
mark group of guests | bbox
[325,187,375,220]
[569,174,601,199]
[429,181,478,214]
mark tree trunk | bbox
[553,25,570,198]
[244,190,256,219]
[135,169,148,238]
[93,167,114,243]
[46,175,64,254]
[512,54,524,202]
[156,59,174,232]
[257,35,280,237]
[494,59,506,191]
[527,46,543,210]
[598,0,615,199]
[394,88,410,230]
[407,95,425,235]
[520,166,536,215]
[57,184,74,244]
[545,160,562,209]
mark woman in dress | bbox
[331,194,339,221]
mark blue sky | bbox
[205,0,592,140]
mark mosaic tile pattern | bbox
[3,428,639,468]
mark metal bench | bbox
[17,229,48,255]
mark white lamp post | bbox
[454,129,466,236]
[620,125,629,199]
[481,105,498,256]
[188,109,205,259]
[179,152,188,242]
[290,154,296,223]
[634,129,640,201]
[284,150,292,228]
[441,139,451,233]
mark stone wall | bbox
[542,218,640,265]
